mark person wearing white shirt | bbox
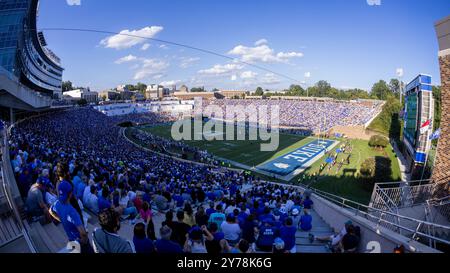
[221,214,241,246]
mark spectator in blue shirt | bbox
[133,223,155,254]
[52,180,92,253]
[98,187,112,212]
[256,220,277,252]
[300,210,313,231]
[302,196,314,210]
[206,201,216,217]
[280,218,297,253]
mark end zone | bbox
[256,139,340,181]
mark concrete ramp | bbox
[0,68,52,111]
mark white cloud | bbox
[180,57,200,68]
[100,26,163,50]
[277,52,304,59]
[231,75,237,81]
[304,72,311,78]
[66,0,81,5]
[198,63,244,76]
[160,80,181,86]
[159,44,168,50]
[260,73,281,85]
[141,43,151,51]
[114,55,138,64]
[254,39,268,46]
[117,57,169,80]
[228,44,303,63]
[240,71,258,79]
[367,0,381,6]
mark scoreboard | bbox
[402,74,434,174]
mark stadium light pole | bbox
[396,68,404,105]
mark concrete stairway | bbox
[0,214,23,248]
[26,221,68,253]
[295,209,334,253]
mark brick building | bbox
[432,15,450,198]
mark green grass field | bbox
[136,122,401,204]
[141,123,311,167]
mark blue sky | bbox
[37,0,449,92]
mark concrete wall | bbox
[311,194,440,253]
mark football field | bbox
[134,121,401,204]
[140,121,314,168]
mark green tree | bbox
[77,99,88,106]
[316,80,331,97]
[136,82,147,93]
[191,87,205,92]
[255,87,264,96]
[371,80,391,100]
[62,81,73,92]
[389,79,402,95]
[369,135,389,149]
[433,86,441,131]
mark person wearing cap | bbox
[92,208,134,253]
[183,225,213,253]
[52,180,91,252]
[25,176,51,222]
[273,237,287,254]
[155,226,183,253]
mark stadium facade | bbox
[0,0,63,118]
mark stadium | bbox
[0,0,449,259]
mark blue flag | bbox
[429,128,441,140]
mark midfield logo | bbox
[274,163,290,169]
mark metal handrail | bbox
[309,187,450,246]
[374,180,431,188]
[263,180,450,246]
[1,128,37,253]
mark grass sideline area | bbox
[136,122,401,204]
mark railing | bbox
[0,126,36,252]
[262,180,450,248]
[370,180,433,209]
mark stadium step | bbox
[295,209,334,253]
[28,221,67,253]
[297,245,330,253]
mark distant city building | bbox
[174,91,219,100]
[116,85,130,92]
[63,88,98,103]
[133,91,145,101]
[219,90,249,99]
[146,84,164,100]
[99,90,120,101]
[179,85,189,93]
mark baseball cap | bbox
[58,180,73,202]
[274,238,285,250]
[292,208,300,216]
[189,226,203,241]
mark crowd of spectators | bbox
[7,107,361,253]
[202,99,383,133]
